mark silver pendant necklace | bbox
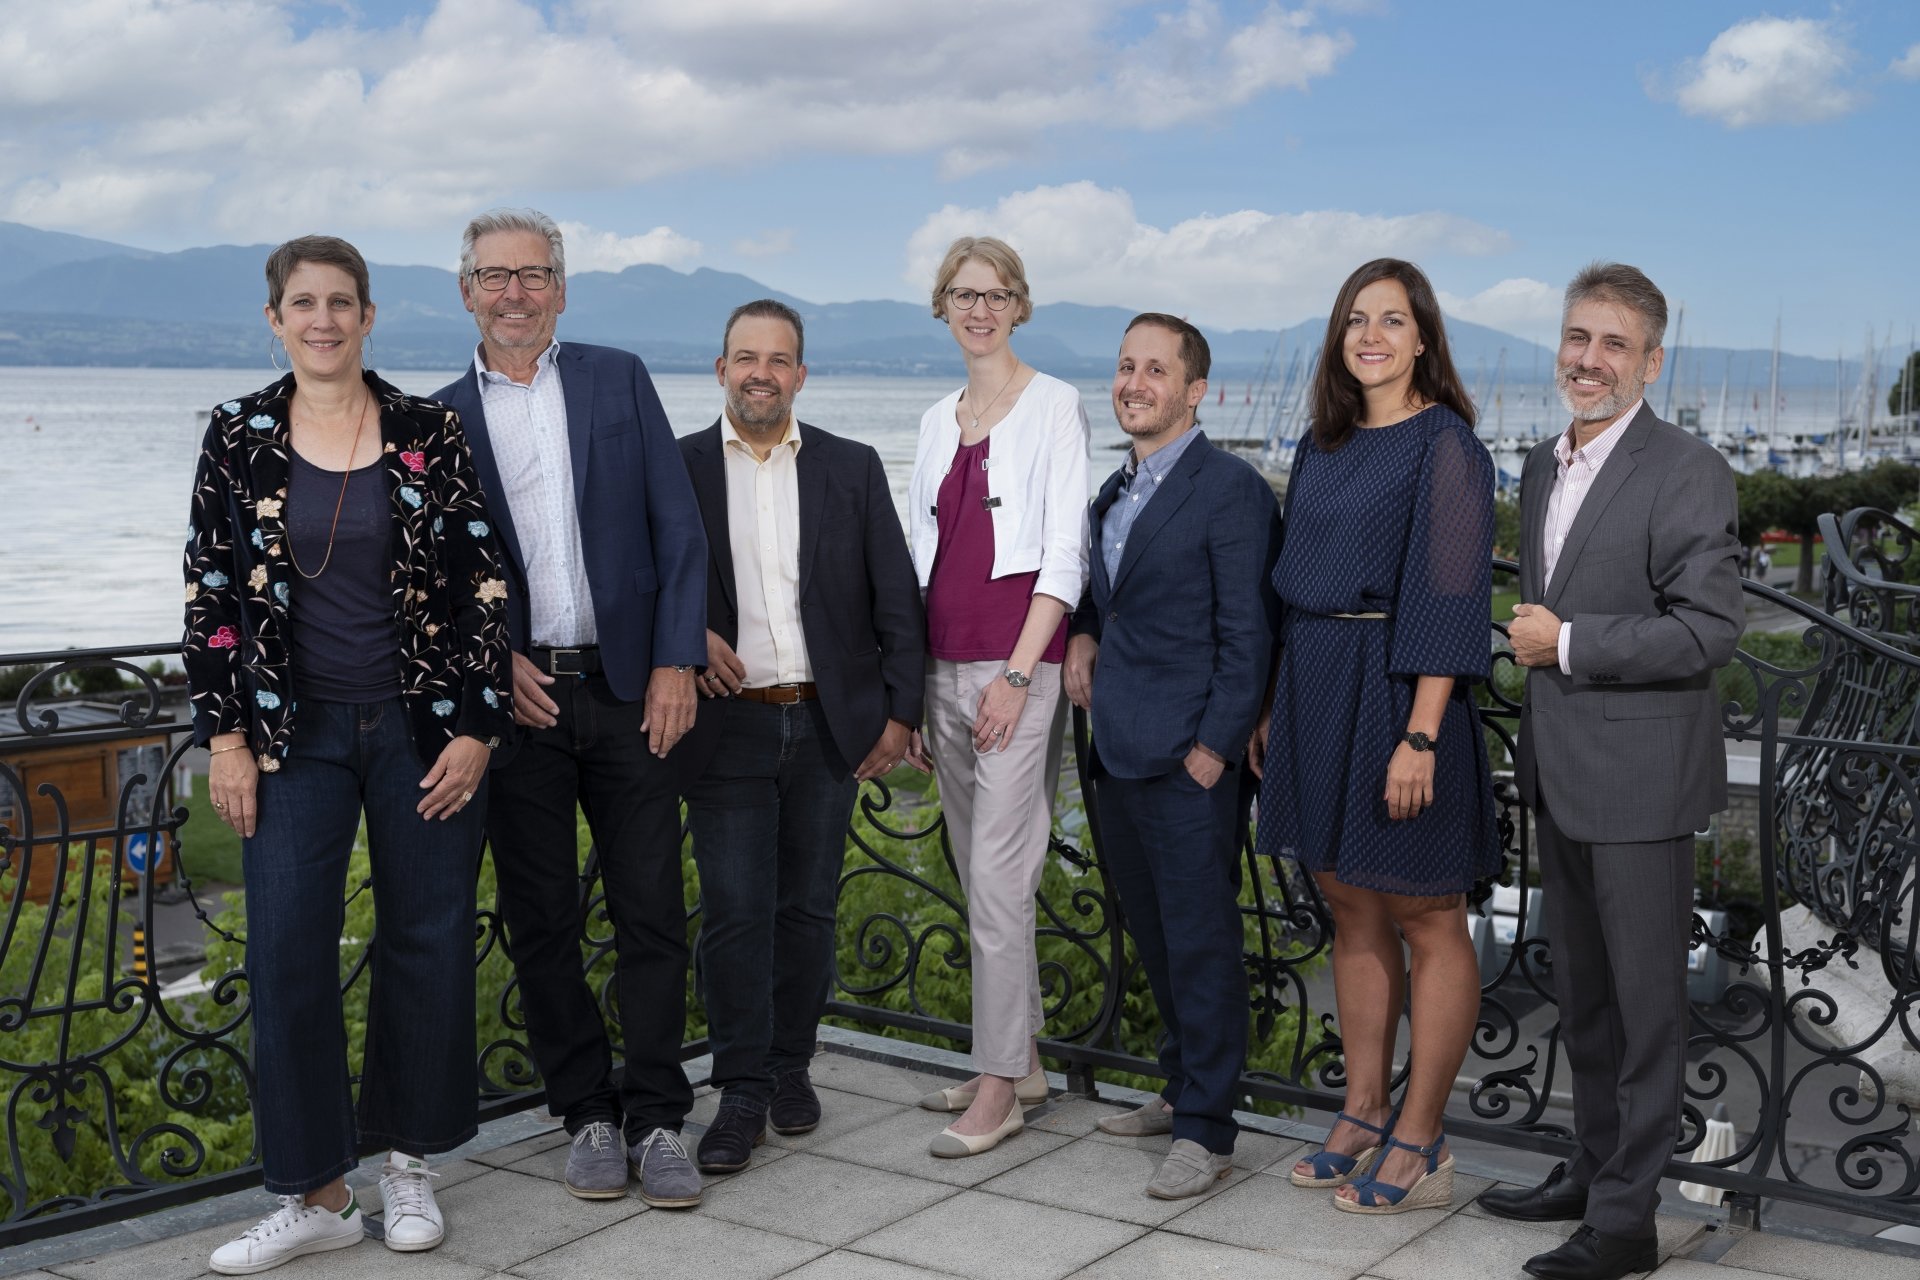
[965,364,1021,432]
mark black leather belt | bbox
[531,645,602,676]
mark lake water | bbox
[0,365,1874,652]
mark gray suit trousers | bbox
[1536,799,1694,1237]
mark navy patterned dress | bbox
[1256,405,1501,896]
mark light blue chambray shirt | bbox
[1101,427,1202,585]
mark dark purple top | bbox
[287,450,402,703]
[924,437,1068,664]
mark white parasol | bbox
[1678,1103,1739,1206]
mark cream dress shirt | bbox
[722,415,813,685]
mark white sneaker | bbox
[378,1153,445,1252]
[208,1192,364,1275]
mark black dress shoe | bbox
[695,1099,766,1173]
[769,1068,821,1135]
[1522,1225,1658,1280]
[1476,1161,1589,1221]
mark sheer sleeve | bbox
[1387,419,1495,681]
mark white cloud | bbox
[0,0,1354,241]
[557,222,703,272]
[1666,17,1862,127]
[1893,44,1920,80]
[1437,278,1561,340]
[733,229,795,259]
[905,182,1511,331]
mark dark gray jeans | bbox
[686,698,857,1105]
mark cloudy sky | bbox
[5,0,1917,352]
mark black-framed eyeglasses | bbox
[469,266,558,291]
[946,287,1019,312]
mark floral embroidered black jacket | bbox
[182,371,514,769]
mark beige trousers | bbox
[925,658,1061,1077]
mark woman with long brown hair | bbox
[1250,258,1498,1213]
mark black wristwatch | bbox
[1402,731,1435,752]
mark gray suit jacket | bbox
[1514,404,1743,844]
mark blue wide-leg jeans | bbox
[243,697,484,1194]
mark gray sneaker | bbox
[1146,1138,1232,1200]
[564,1121,629,1200]
[628,1128,702,1209]
[1096,1098,1174,1137]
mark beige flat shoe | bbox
[928,1102,1024,1158]
[916,1066,1048,1113]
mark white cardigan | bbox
[907,371,1091,608]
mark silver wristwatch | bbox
[1003,668,1032,688]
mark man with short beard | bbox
[674,299,925,1173]
[1486,263,1741,1280]
[1065,313,1281,1200]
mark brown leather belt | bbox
[732,682,818,704]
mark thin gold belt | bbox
[1329,612,1389,620]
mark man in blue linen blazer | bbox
[433,209,708,1207]
[1066,314,1282,1199]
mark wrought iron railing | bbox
[4,537,1919,1244]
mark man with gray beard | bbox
[675,299,925,1174]
[1483,263,1741,1280]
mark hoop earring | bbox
[268,334,286,372]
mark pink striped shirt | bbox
[1541,400,1642,673]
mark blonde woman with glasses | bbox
[904,236,1090,1157]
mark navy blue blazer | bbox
[674,420,926,782]
[433,342,707,703]
[1071,431,1283,780]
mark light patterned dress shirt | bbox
[1542,399,1641,674]
[474,342,597,646]
[722,415,812,685]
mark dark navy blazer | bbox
[1071,431,1283,780]
[434,342,707,703]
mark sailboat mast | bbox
[1766,314,1780,464]
[1715,356,1730,445]
[1662,303,1683,420]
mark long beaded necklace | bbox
[286,392,374,580]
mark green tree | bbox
[1492,495,1521,561]
[1888,349,1920,420]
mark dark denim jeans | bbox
[686,698,857,1105]
[244,697,484,1194]
[485,671,693,1141]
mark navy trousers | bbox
[1094,764,1248,1154]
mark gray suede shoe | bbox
[1096,1099,1174,1137]
[1145,1138,1232,1200]
[564,1121,629,1200]
[628,1128,702,1209]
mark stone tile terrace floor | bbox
[6,1029,1918,1280]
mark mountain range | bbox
[0,221,1861,388]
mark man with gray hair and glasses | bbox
[434,209,708,1209]
[1483,262,1741,1280]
